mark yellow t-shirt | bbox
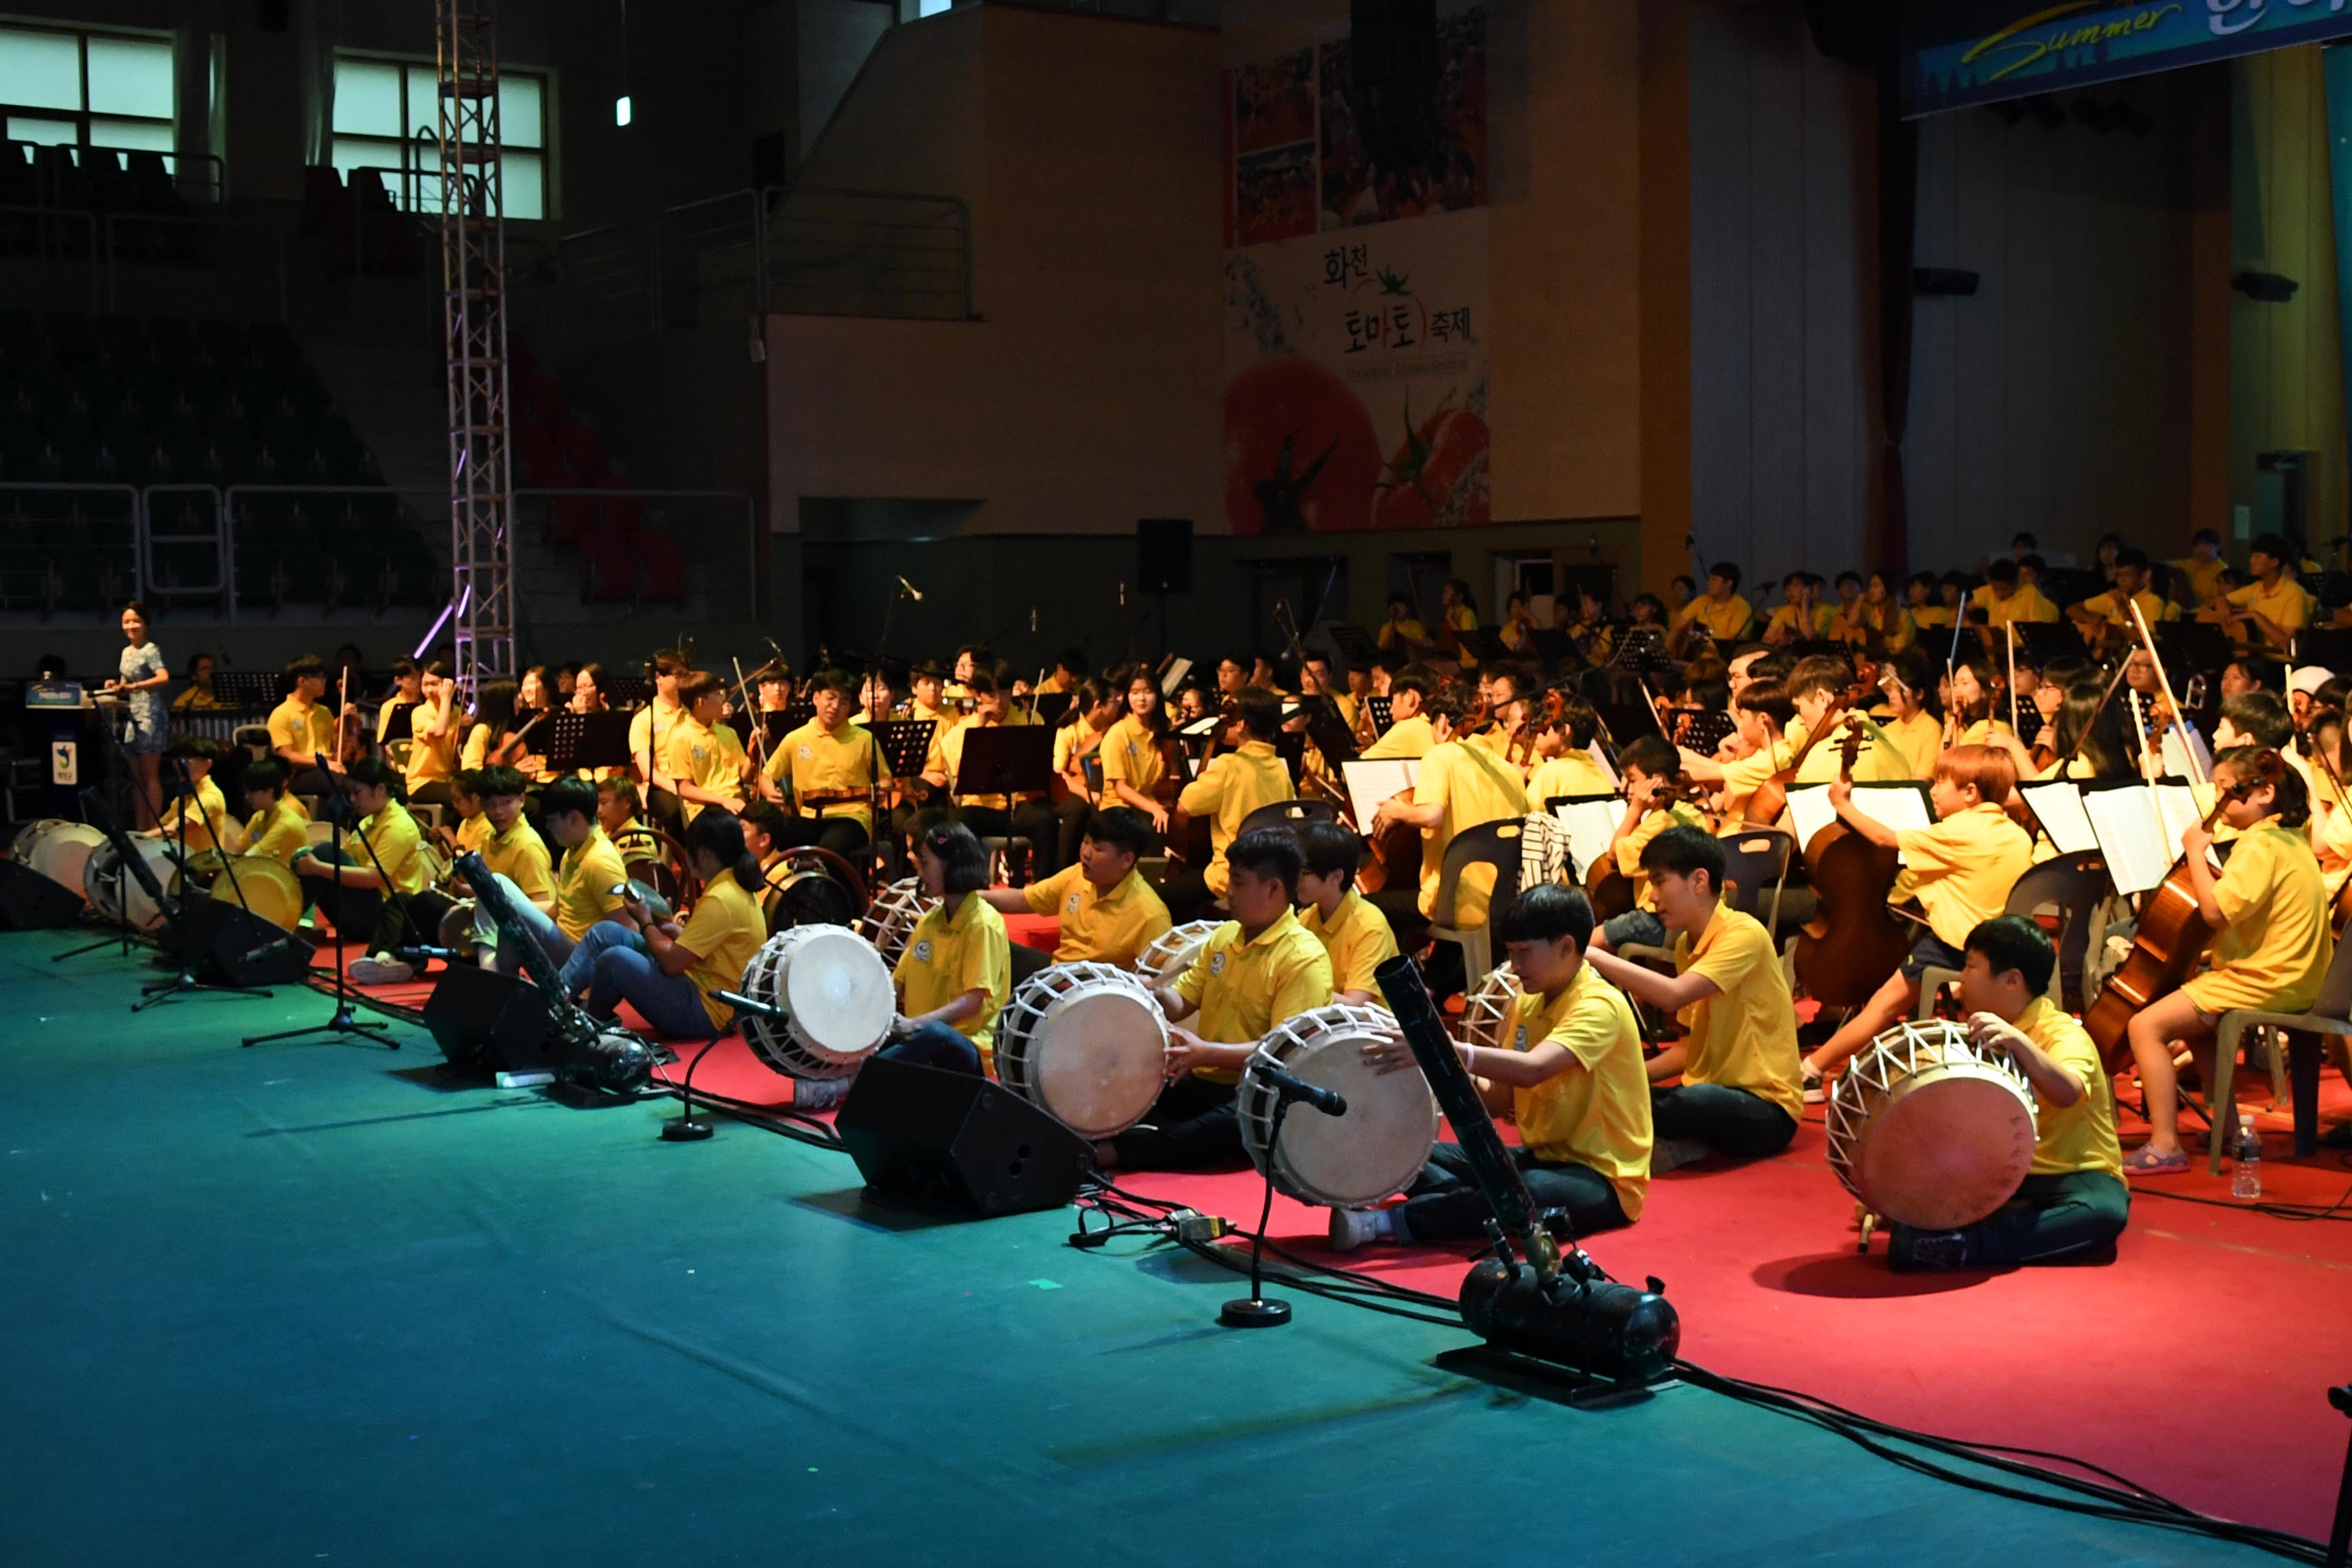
[1911,604,1955,631]
[628,698,684,783]
[355,801,432,896]
[1892,800,2034,950]
[2074,587,2174,630]
[1377,617,1431,653]
[1672,908,1804,1124]
[242,796,312,865]
[1099,714,1168,797]
[1716,736,1796,825]
[765,718,887,832]
[266,696,335,763]
[1857,601,1914,650]
[454,812,491,855]
[1614,799,1709,912]
[1054,719,1114,781]
[1676,594,1754,641]
[2182,823,2332,1014]
[1764,603,1833,642]
[1528,752,1614,805]
[1363,713,1435,761]
[2010,996,2123,1180]
[1172,909,1334,1084]
[1413,738,1530,923]
[1883,710,1942,780]
[156,774,234,854]
[1789,715,1912,785]
[1298,887,1399,996]
[1971,583,2059,626]
[893,894,1012,1070]
[2226,577,2311,642]
[665,716,745,822]
[404,717,457,792]
[1024,864,1171,969]
[678,874,769,1030]
[1444,603,1482,669]
[1501,966,1652,1221]
[1175,740,1295,897]
[553,825,629,942]
[2171,556,2228,605]
[479,818,556,908]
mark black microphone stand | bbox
[52,701,174,965]
[242,760,400,1052]
[135,757,270,1011]
[1220,1080,1345,1329]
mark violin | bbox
[1791,721,1915,1010]
[1360,692,1491,895]
[1742,683,1868,827]
[1587,774,1709,920]
[2082,750,2278,1064]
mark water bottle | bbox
[2231,1113,2262,1202]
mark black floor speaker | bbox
[0,862,83,930]
[421,963,553,1076]
[836,1055,1089,1218]
[159,900,313,988]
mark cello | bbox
[1792,721,1916,1010]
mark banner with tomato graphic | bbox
[1222,206,1489,534]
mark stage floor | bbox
[1,929,2341,1565]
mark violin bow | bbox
[2128,599,2207,787]
[729,655,767,770]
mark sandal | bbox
[2122,1145,2189,1177]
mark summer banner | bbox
[1222,206,1489,534]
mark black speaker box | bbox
[422,963,554,1077]
[1137,516,1193,595]
[836,1055,1090,1219]
[1349,0,1441,175]
[0,861,83,930]
[161,899,313,988]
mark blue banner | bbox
[1901,2,2352,117]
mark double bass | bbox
[1792,722,1914,1010]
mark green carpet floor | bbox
[0,932,2298,1567]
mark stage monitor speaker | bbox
[1349,0,1441,176]
[422,963,554,1077]
[161,899,313,988]
[836,1055,1089,1218]
[0,861,83,930]
[1137,517,1193,595]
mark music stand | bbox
[872,718,937,783]
[542,710,634,776]
[1323,622,1380,675]
[378,702,415,744]
[1463,628,1512,666]
[1273,731,1308,783]
[952,724,1055,802]
[2295,627,2352,674]
[1528,628,1575,667]
[1031,692,1074,726]
[1609,627,1680,681]
[1366,695,1396,736]
[2009,622,2079,665]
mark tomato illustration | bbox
[1374,392,1489,530]
[1224,357,1382,534]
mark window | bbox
[330,56,549,221]
[0,24,178,172]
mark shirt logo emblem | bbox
[912,939,934,963]
[1514,1024,1528,1051]
[1210,950,1228,977]
[797,744,813,761]
[1066,892,1081,914]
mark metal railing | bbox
[552,184,972,344]
[2,138,228,206]
[512,486,759,621]
[0,481,142,617]
[0,201,288,318]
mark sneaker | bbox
[1888,1228,1973,1273]
[348,953,414,986]
[1327,1206,1386,1254]
[1802,1064,1826,1104]
[792,1074,855,1112]
[1650,1136,1713,1174]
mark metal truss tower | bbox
[436,0,516,691]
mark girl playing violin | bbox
[2122,747,2331,1175]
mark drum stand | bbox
[1221,1096,1300,1329]
[242,772,400,1053]
[136,760,269,1012]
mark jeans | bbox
[475,872,575,975]
[560,921,721,1040]
[1651,1083,1799,1159]
[1896,1170,2130,1266]
[302,843,453,956]
[1600,910,1666,952]
[1395,1142,1629,1243]
[877,1021,984,1075]
[1108,1074,1242,1170]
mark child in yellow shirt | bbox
[881,820,1013,1077]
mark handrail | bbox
[0,480,146,607]
[3,137,228,205]
[139,482,228,600]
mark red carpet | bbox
[317,937,2352,1540]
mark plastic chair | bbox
[1428,818,1527,989]
[2204,937,2352,1174]
[231,724,271,763]
[1234,798,1336,842]
[1912,851,2106,1019]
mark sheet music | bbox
[2082,783,2204,896]
[1551,798,1627,882]
[2017,781,2098,857]
[1585,741,1618,792]
[1783,783,1934,860]
[1160,658,1192,698]
[2154,779,2205,854]
[2160,721,2213,784]
[1177,713,1221,738]
[1340,759,1418,825]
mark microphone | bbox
[1251,1063,1346,1117]
[393,945,464,964]
[242,935,307,965]
[715,988,787,1021]
[897,576,925,602]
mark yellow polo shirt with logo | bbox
[1972,583,2060,627]
[2184,822,2331,1015]
[553,824,628,942]
[453,812,491,856]
[1363,713,1435,761]
[355,800,433,896]
[1676,594,1754,641]
[2010,996,2122,1181]
[1172,908,1333,1083]
[1024,864,1170,969]
[2171,556,2228,605]
[1883,710,1941,780]
[1789,714,1912,785]
[1175,739,1295,896]
[404,718,457,792]
[156,774,233,854]
[894,893,1012,1070]
[629,698,684,781]
[1614,799,1709,912]
[1298,887,1398,996]
[1764,603,1832,642]
[678,874,769,1030]
[1892,800,2034,950]
[2227,576,2312,643]
[1672,907,1804,1124]
[2074,587,2175,631]
[479,818,556,909]
[242,796,312,865]
[765,718,887,832]
[267,695,335,762]
[1529,752,1614,805]
[1501,966,1652,1220]
[1099,713,1168,798]
[665,715,745,823]
[1413,738,1529,924]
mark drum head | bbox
[1135,919,1219,985]
[779,927,894,1061]
[770,866,859,932]
[23,821,104,896]
[1266,1046,1434,1208]
[440,900,478,952]
[211,858,304,932]
[1852,1068,2037,1231]
[1028,986,1166,1139]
